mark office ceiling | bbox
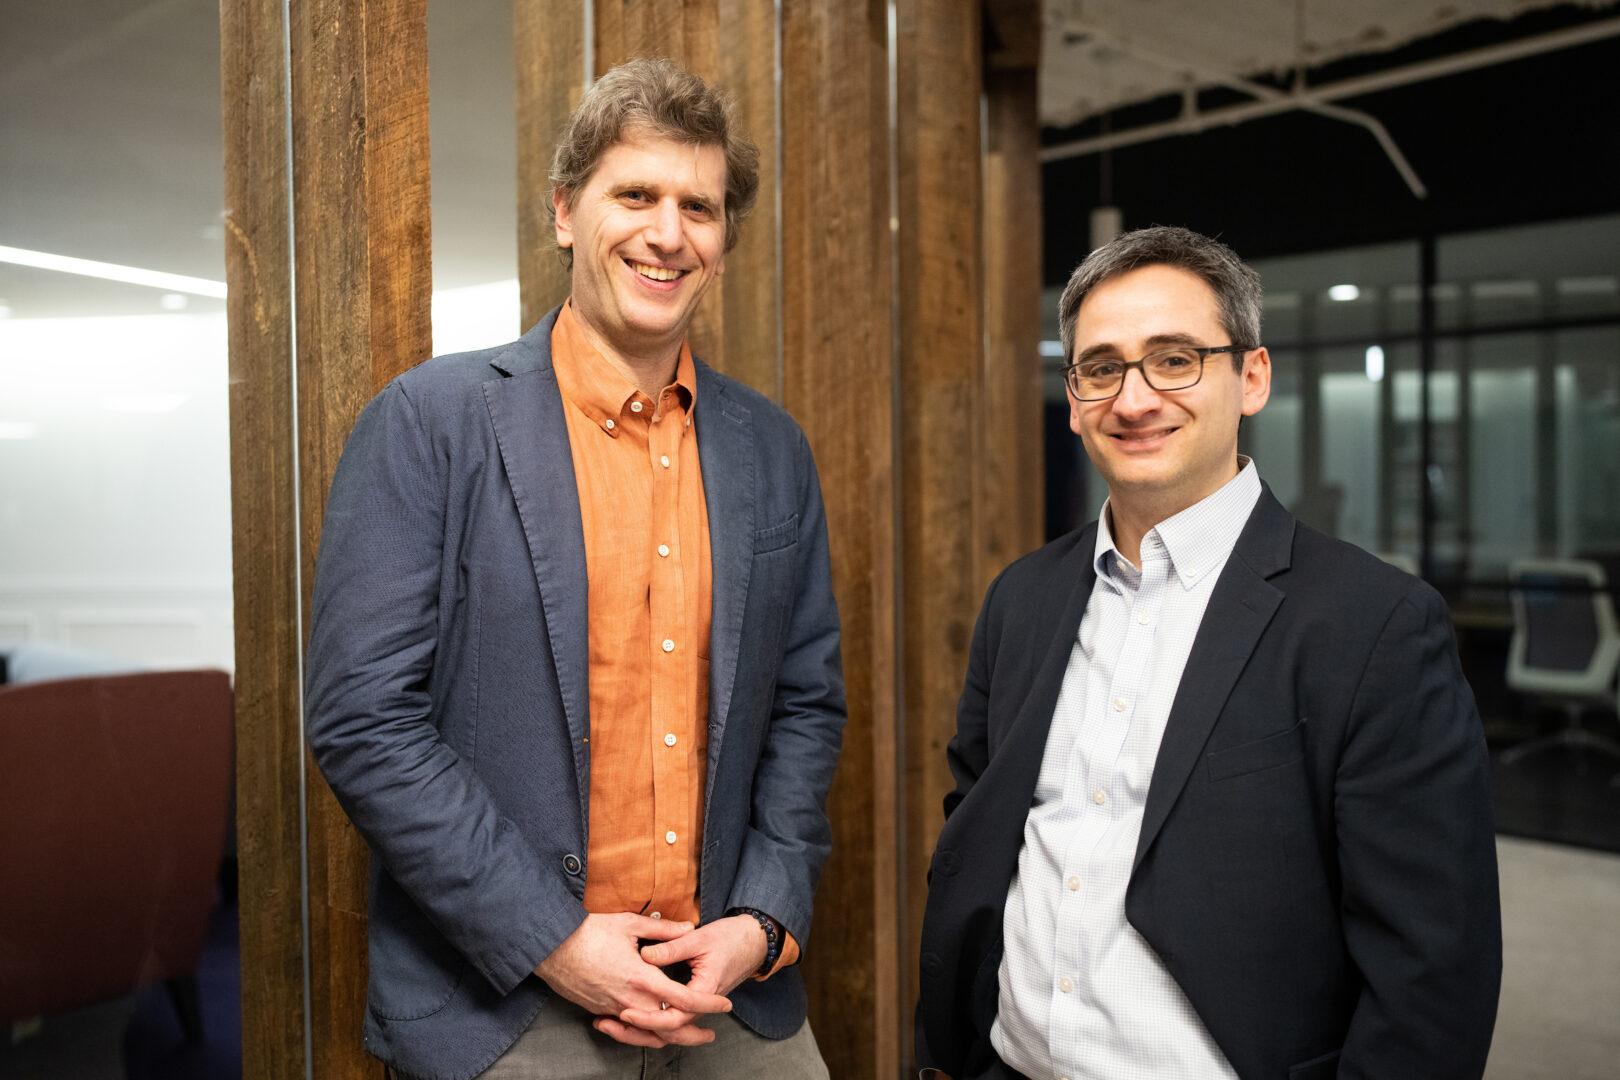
[1039,0,1616,127]
[0,0,1616,321]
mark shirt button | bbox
[650,911,661,919]
[630,400,643,413]
[665,830,677,845]
[1067,875,1080,891]
[1058,977,1073,994]
[1137,612,1151,625]
[1093,789,1107,805]
[658,544,670,557]
[662,639,675,653]
[604,418,615,430]
[664,733,677,747]
[660,454,671,468]
[1113,697,1127,712]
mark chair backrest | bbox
[0,669,233,1020]
[1505,558,1620,701]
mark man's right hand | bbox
[533,913,732,1047]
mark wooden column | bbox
[981,2,1045,583]
[222,1,303,1074]
[894,0,984,1057]
[779,4,904,1076]
[225,0,433,1076]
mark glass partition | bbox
[0,3,241,1075]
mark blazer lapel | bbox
[693,362,753,787]
[1133,487,1294,872]
[482,310,593,826]
[991,527,1101,823]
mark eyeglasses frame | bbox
[1062,344,1256,402]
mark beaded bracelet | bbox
[732,907,781,977]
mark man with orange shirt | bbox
[305,60,844,1080]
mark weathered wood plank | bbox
[221,0,305,1073]
[982,61,1045,581]
[780,2,903,1075]
[895,3,983,1067]
[287,0,433,1076]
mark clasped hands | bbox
[534,911,769,1047]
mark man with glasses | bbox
[916,226,1500,1079]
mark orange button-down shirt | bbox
[551,303,800,975]
[552,302,711,925]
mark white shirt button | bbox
[658,544,670,557]
[630,400,643,413]
[1058,977,1073,993]
[660,454,671,468]
[1138,612,1152,625]
[664,733,677,747]
[1067,875,1080,891]
[661,639,675,653]
[1113,697,1127,712]
[650,911,661,919]
[604,418,615,430]
[665,830,677,845]
[1092,789,1107,805]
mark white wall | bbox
[0,313,235,671]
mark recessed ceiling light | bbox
[161,293,190,311]
[0,245,226,298]
[1328,284,1360,302]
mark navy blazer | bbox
[305,309,846,1080]
[916,487,1501,1080]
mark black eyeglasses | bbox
[1062,345,1254,401]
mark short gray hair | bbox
[548,58,760,268]
[1057,226,1262,369]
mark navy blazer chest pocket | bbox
[753,513,799,554]
[1205,719,1306,782]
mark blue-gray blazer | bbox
[305,309,847,1080]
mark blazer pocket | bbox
[753,513,799,554]
[1206,719,1305,782]
[1287,1048,1340,1080]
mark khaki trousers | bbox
[389,997,830,1080]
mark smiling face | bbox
[554,130,727,366]
[1068,263,1271,522]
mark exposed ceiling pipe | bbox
[1059,28,1430,197]
[1040,14,1620,188]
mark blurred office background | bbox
[1,1,1616,1077]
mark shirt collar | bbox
[551,299,697,436]
[1093,456,1262,590]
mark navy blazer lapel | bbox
[693,361,753,780]
[994,526,1101,819]
[1133,486,1294,872]
[482,310,592,825]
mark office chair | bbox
[0,669,234,1040]
[1501,557,1620,764]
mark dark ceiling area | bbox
[1040,5,1620,283]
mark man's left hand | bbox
[614,915,769,1032]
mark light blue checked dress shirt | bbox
[992,460,1261,1080]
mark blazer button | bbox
[920,952,943,977]
[934,850,960,877]
[562,854,583,876]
